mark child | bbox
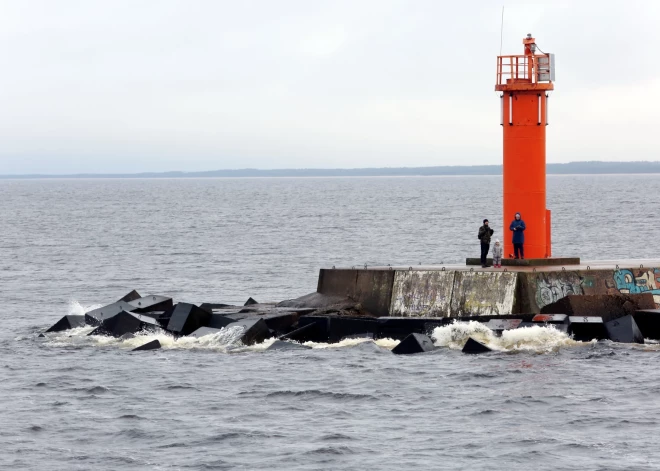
[493,239,503,268]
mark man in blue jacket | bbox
[509,212,526,259]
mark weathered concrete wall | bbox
[318,265,660,318]
[389,270,455,317]
[518,266,660,312]
[317,269,395,316]
[450,271,518,317]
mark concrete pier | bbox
[316,260,660,317]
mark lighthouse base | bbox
[465,257,581,267]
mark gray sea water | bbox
[2,174,660,470]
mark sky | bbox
[1,1,659,174]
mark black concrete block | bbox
[231,319,270,345]
[485,319,522,336]
[392,333,435,355]
[328,318,380,343]
[90,311,161,338]
[569,316,607,342]
[296,317,331,342]
[167,302,211,336]
[208,313,237,329]
[189,319,270,346]
[279,322,322,343]
[45,315,86,333]
[132,339,161,351]
[462,337,492,354]
[633,309,660,340]
[541,294,656,323]
[605,315,644,344]
[244,297,259,306]
[128,295,173,313]
[85,301,136,326]
[532,314,569,324]
[266,340,312,351]
[198,303,236,313]
[262,311,301,335]
[118,290,142,303]
[376,317,451,340]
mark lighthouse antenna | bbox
[499,6,505,56]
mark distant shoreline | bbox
[2,161,660,179]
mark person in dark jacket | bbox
[478,219,494,267]
[509,212,526,259]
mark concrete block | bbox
[389,270,455,317]
[633,309,660,339]
[262,311,301,334]
[532,314,569,324]
[231,319,270,345]
[132,339,161,351]
[376,317,451,340]
[118,290,142,302]
[128,295,173,313]
[485,319,522,336]
[605,315,644,344]
[328,317,380,343]
[167,303,211,336]
[450,271,518,317]
[569,316,607,342]
[85,301,136,326]
[199,303,235,312]
[208,313,237,329]
[541,293,656,323]
[244,297,259,306]
[279,322,323,343]
[45,315,86,333]
[90,311,161,338]
[188,326,222,338]
[392,333,435,355]
[266,340,312,351]
[462,337,492,354]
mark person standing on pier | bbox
[478,219,494,268]
[509,212,526,259]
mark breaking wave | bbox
[431,320,579,353]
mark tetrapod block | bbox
[569,316,607,342]
[166,303,211,336]
[85,301,136,326]
[118,290,142,303]
[244,297,259,306]
[128,295,173,313]
[266,340,312,351]
[633,309,660,340]
[605,315,644,344]
[132,339,161,351]
[45,315,86,333]
[532,314,569,324]
[485,319,522,336]
[392,333,435,355]
[90,311,161,338]
[462,337,492,354]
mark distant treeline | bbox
[3,161,660,179]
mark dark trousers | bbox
[514,243,524,259]
[480,242,490,266]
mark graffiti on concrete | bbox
[614,268,660,304]
[535,273,584,309]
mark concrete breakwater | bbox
[39,260,660,355]
[317,260,660,317]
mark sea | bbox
[2,174,660,470]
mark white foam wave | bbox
[68,300,101,316]
[431,321,577,353]
[302,336,398,350]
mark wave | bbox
[431,320,578,353]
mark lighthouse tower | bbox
[496,34,555,259]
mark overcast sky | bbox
[1,1,659,174]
